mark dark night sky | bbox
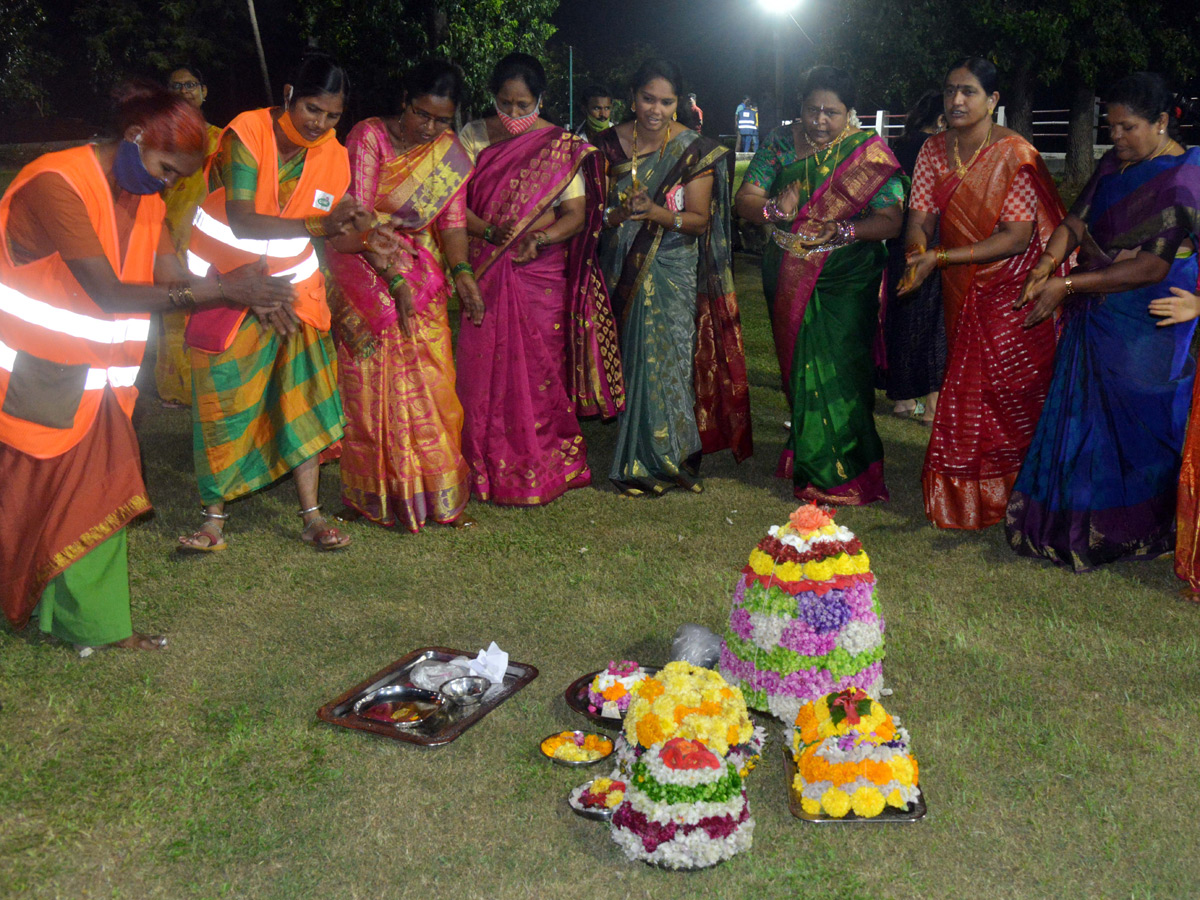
[548,0,819,135]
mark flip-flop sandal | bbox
[443,515,478,529]
[76,633,168,657]
[178,524,227,553]
[301,520,351,551]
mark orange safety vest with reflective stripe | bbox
[0,145,161,459]
[186,108,350,331]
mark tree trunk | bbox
[1064,81,1096,190]
[1006,58,1033,141]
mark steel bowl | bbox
[352,684,442,728]
[439,675,490,706]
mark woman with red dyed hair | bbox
[0,81,292,653]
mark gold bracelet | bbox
[1064,277,1075,295]
[935,248,950,269]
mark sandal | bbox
[443,515,477,529]
[178,511,228,553]
[76,632,167,657]
[299,505,351,551]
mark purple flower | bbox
[731,576,749,607]
[729,607,753,640]
[780,619,838,657]
[795,593,852,634]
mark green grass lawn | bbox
[2,257,1199,899]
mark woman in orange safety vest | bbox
[0,82,292,653]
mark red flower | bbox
[660,737,721,770]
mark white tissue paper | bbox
[456,641,509,683]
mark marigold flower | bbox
[851,786,886,818]
[820,787,852,818]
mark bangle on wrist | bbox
[388,273,406,294]
[1063,277,1075,296]
[936,247,950,269]
[533,231,549,249]
[672,211,684,232]
[603,205,617,227]
[304,215,329,238]
[450,261,473,279]
[483,224,496,244]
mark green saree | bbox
[596,127,752,494]
[744,126,902,504]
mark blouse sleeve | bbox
[868,174,906,210]
[209,131,260,202]
[741,129,783,191]
[997,168,1037,222]
[435,188,469,231]
[4,173,104,262]
[346,121,384,208]
[907,140,939,214]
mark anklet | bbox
[298,505,322,516]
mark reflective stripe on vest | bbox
[187,245,318,285]
[737,108,757,129]
[0,337,139,389]
[0,280,150,345]
[192,206,312,258]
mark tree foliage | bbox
[294,0,558,119]
[0,0,59,115]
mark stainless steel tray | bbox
[783,745,926,823]
[317,646,539,747]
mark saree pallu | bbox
[765,132,901,505]
[1007,148,1200,571]
[157,123,222,406]
[1,390,148,642]
[597,128,751,493]
[191,316,343,504]
[325,129,472,530]
[459,127,622,506]
[924,136,1064,529]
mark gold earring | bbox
[672,111,677,121]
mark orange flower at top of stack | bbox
[788,503,833,534]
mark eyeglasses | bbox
[408,105,454,127]
[170,81,202,92]
[803,105,846,121]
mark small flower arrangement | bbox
[541,731,614,763]
[587,660,649,717]
[791,689,920,818]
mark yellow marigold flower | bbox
[602,684,627,701]
[889,756,915,786]
[820,787,852,818]
[804,559,835,581]
[801,797,822,816]
[851,786,886,818]
[886,788,906,809]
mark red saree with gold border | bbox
[922,134,1065,529]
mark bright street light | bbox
[758,0,802,11]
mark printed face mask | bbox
[496,99,541,135]
[113,138,167,195]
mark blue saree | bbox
[1006,147,1200,570]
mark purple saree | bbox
[459,126,623,506]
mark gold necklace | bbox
[1120,135,1176,173]
[630,121,670,190]
[804,122,850,176]
[952,121,994,177]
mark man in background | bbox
[575,84,613,143]
[735,96,758,152]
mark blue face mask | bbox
[113,139,167,194]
